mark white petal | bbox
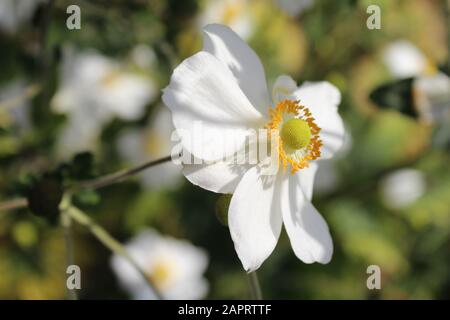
[56,110,106,159]
[110,231,160,295]
[166,238,209,277]
[295,162,318,201]
[413,72,450,124]
[182,145,256,193]
[272,74,297,103]
[101,74,155,121]
[228,166,282,272]
[383,40,427,78]
[280,174,333,264]
[293,82,345,159]
[163,51,264,162]
[380,168,426,209]
[157,237,209,299]
[165,278,209,300]
[116,108,183,190]
[133,285,160,300]
[183,161,249,194]
[203,24,272,115]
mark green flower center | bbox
[280,118,311,150]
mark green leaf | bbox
[73,188,100,207]
[69,152,96,180]
[26,174,63,225]
[58,152,96,183]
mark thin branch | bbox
[66,205,164,299]
[75,155,174,191]
[0,155,175,212]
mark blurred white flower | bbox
[382,40,450,125]
[130,44,157,70]
[0,80,32,133]
[117,106,183,189]
[0,0,45,33]
[382,40,431,79]
[275,0,314,16]
[380,169,426,210]
[52,48,156,157]
[110,229,209,300]
[413,72,450,125]
[163,24,345,271]
[199,0,254,39]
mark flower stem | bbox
[65,205,164,300]
[247,271,263,300]
[61,211,78,300]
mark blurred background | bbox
[0,0,449,299]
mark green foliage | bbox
[26,173,63,225]
[61,152,97,182]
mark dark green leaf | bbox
[369,78,417,118]
[26,174,63,225]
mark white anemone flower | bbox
[379,169,426,210]
[130,44,157,70]
[52,49,156,157]
[117,107,183,189]
[382,40,431,79]
[382,40,450,124]
[162,24,345,272]
[0,0,45,33]
[199,0,254,40]
[110,229,209,300]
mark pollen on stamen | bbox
[265,99,322,174]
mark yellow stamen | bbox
[280,118,311,150]
[100,70,121,88]
[148,260,172,289]
[265,99,322,174]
